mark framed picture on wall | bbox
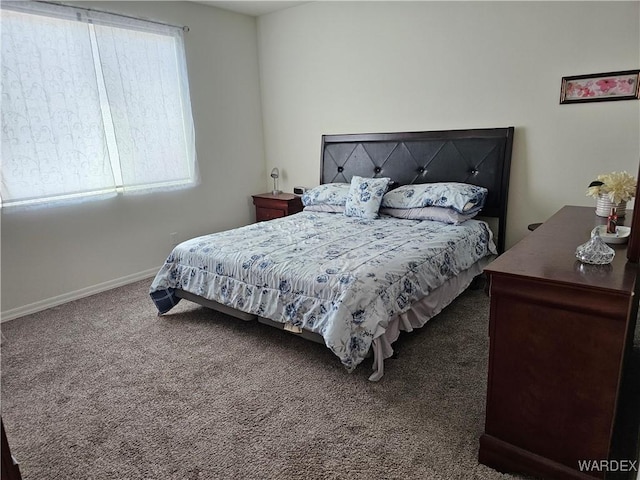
[560,70,640,104]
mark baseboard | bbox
[1,267,161,323]
[478,434,596,480]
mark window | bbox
[0,1,197,208]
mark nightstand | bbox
[252,193,303,222]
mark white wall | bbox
[1,1,266,319]
[257,1,640,249]
[2,1,639,320]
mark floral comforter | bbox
[149,212,496,371]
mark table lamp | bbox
[270,168,281,195]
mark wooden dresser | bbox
[252,193,303,222]
[479,205,639,480]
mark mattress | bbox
[150,211,497,373]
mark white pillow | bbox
[303,204,344,213]
[344,176,391,219]
[380,207,476,224]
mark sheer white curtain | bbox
[0,1,196,208]
[1,4,115,203]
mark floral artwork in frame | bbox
[560,70,640,104]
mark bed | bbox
[150,127,514,380]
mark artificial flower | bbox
[586,171,636,204]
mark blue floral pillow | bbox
[344,176,391,219]
[381,182,488,215]
[302,183,350,207]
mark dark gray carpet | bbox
[2,279,522,479]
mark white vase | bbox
[595,194,626,218]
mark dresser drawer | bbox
[256,207,285,222]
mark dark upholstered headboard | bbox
[320,127,514,253]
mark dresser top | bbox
[485,205,638,294]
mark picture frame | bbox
[559,69,640,104]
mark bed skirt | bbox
[171,257,491,381]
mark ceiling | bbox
[193,1,308,17]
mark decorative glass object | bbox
[575,229,615,264]
[574,261,612,277]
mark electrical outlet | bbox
[170,232,179,247]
